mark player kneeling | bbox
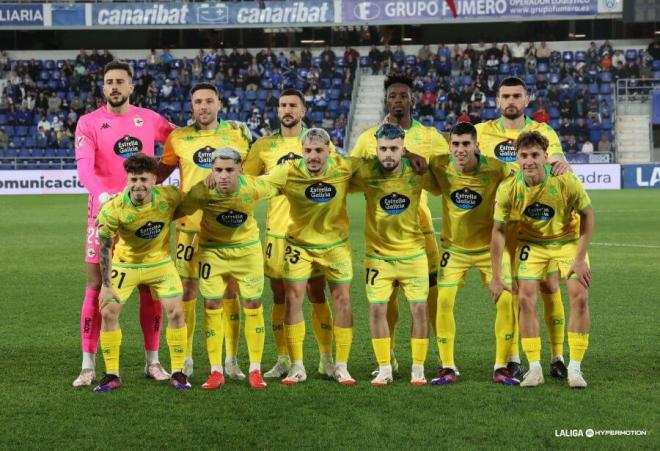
[95,154,189,392]
[180,148,279,390]
[350,124,435,386]
[491,131,594,389]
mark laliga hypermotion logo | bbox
[354,1,457,20]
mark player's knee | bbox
[182,280,198,300]
[307,278,326,303]
[570,291,589,315]
[243,299,261,309]
[540,276,560,294]
[518,293,537,314]
[223,283,237,299]
[167,304,184,323]
[270,280,286,303]
[101,306,119,323]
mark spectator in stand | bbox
[320,53,335,78]
[0,50,8,73]
[575,97,587,119]
[245,69,260,91]
[474,41,487,61]
[457,110,470,123]
[574,118,590,142]
[0,94,10,112]
[147,49,158,67]
[526,41,537,59]
[160,79,174,99]
[0,128,8,150]
[160,48,173,72]
[500,44,511,64]
[599,40,614,58]
[559,117,573,137]
[36,126,48,148]
[191,57,203,78]
[16,105,31,126]
[246,108,261,132]
[485,54,499,75]
[344,46,359,63]
[381,44,393,73]
[598,134,612,153]
[368,45,381,74]
[611,61,626,82]
[625,60,640,79]
[393,45,405,65]
[321,111,334,129]
[511,41,526,65]
[75,49,89,66]
[581,140,593,154]
[240,48,252,70]
[320,46,336,64]
[70,95,84,115]
[300,47,312,69]
[470,86,484,112]
[600,51,612,71]
[334,113,347,129]
[537,41,551,64]
[22,91,35,112]
[177,67,191,87]
[418,45,432,73]
[485,42,501,61]
[611,49,625,68]
[313,89,328,111]
[532,104,550,123]
[420,89,436,116]
[586,41,599,66]
[647,36,660,60]
[639,58,651,79]
[564,135,579,153]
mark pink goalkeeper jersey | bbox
[75,105,175,217]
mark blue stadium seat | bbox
[498,63,510,75]
[3,125,14,135]
[538,62,548,73]
[652,60,660,71]
[524,107,533,117]
[549,119,560,130]
[4,149,17,158]
[599,83,611,95]
[405,55,417,65]
[328,100,339,112]
[434,109,446,120]
[575,51,586,63]
[562,51,574,62]
[600,71,612,83]
[549,107,560,119]
[44,60,55,70]
[245,91,257,101]
[601,119,612,130]
[320,78,331,89]
[590,129,601,143]
[257,90,268,100]
[434,121,445,131]
[588,83,599,95]
[359,56,369,67]
[312,57,321,67]
[0,114,6,125]
[524,74,536,86]
[329,89,340,100]
[625,49,638,62]
[336,57,345,67]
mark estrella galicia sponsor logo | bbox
[135,221,164,239]
[494,140,516,162]
[450,188,482,210]
[196,3,228,24]
[524,202,555,221]
[192,146,215,168]
[276,152,302,165]
[114,135,143,158]
[380,192,410,215]
[305,182,336,203]
[217,209,248,228]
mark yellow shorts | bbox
[437,247,512,288]
[364,253,429,304]
[282,241,353,284]
[198,241,264,301]
[175,230,200,280]
[515,241,590,281]
[264,235,322,280]
[112,259,182,303]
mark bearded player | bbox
[73,60,175,387]
[476,76,571,379]
[351,74,449,374]
[156,83,251,380]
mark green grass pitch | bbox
[0,190,658,449]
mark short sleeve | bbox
[178,182,204,216]
[153,111,176,144]
[427,128,450,157]
[570,174,591,212]
[74,116,96,161]
[242,141,264,176]
[252,176,280,200]
[160,133,179,166]
[349,130,371,158]
[493,183,513,223]
[96,203,119,239]
[544,126,564,158]
[260,161,290,190]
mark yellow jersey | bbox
[97,185,183,265]
[351,119,449,235]
[351,157,438,259]
[475,116,563,164]
[161,121,251,232]
[264,154,357,249]
[179,175,278,248]
[429,154,514,253]
[494,166,591,244]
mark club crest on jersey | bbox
[277,152,302,165]
[380,192,410,215]
[451,188,482,210]
[524,202,555,221]
[494,140,517,163]
[192,146,215,168]
[135,221,164,239]
[305,182,336,203]
[114,135,143,158]
[217,209,248,227]
[134,116,144,127]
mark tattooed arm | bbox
[98,234,120,309]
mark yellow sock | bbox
[494,290,515,367]
[386,288,400,351]
[509,294,521,361]
[271,302,287,356]
[411,338,429,366]
[182,299,196,358]
[371,337,391,366]
[311,301,333,355]
[427,284,438,336]
[542,291,565,359]
[568,332,589,362]
[223,297,240,359]
[166,325,187,372]
[243,306,265,366]
[100,329,122,375]
[334,326,353,364]
[436,286,458,367]
[522,337,542,363]
[285,321,305,362]
[204,308,224,367]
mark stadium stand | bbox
[0,40,658,169]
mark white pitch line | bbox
[593,209,660,213]
[591,242,660,249]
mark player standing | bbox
[476,76,571,379]
[156,83,251,380]
[94,154,189,392]
[179,148,278,390]
[427,122,519,386]
[242,89,335,379]
[351,74,448,373]
[73,61,175,387]
[491,131,593,388]
[350,124,434,386]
